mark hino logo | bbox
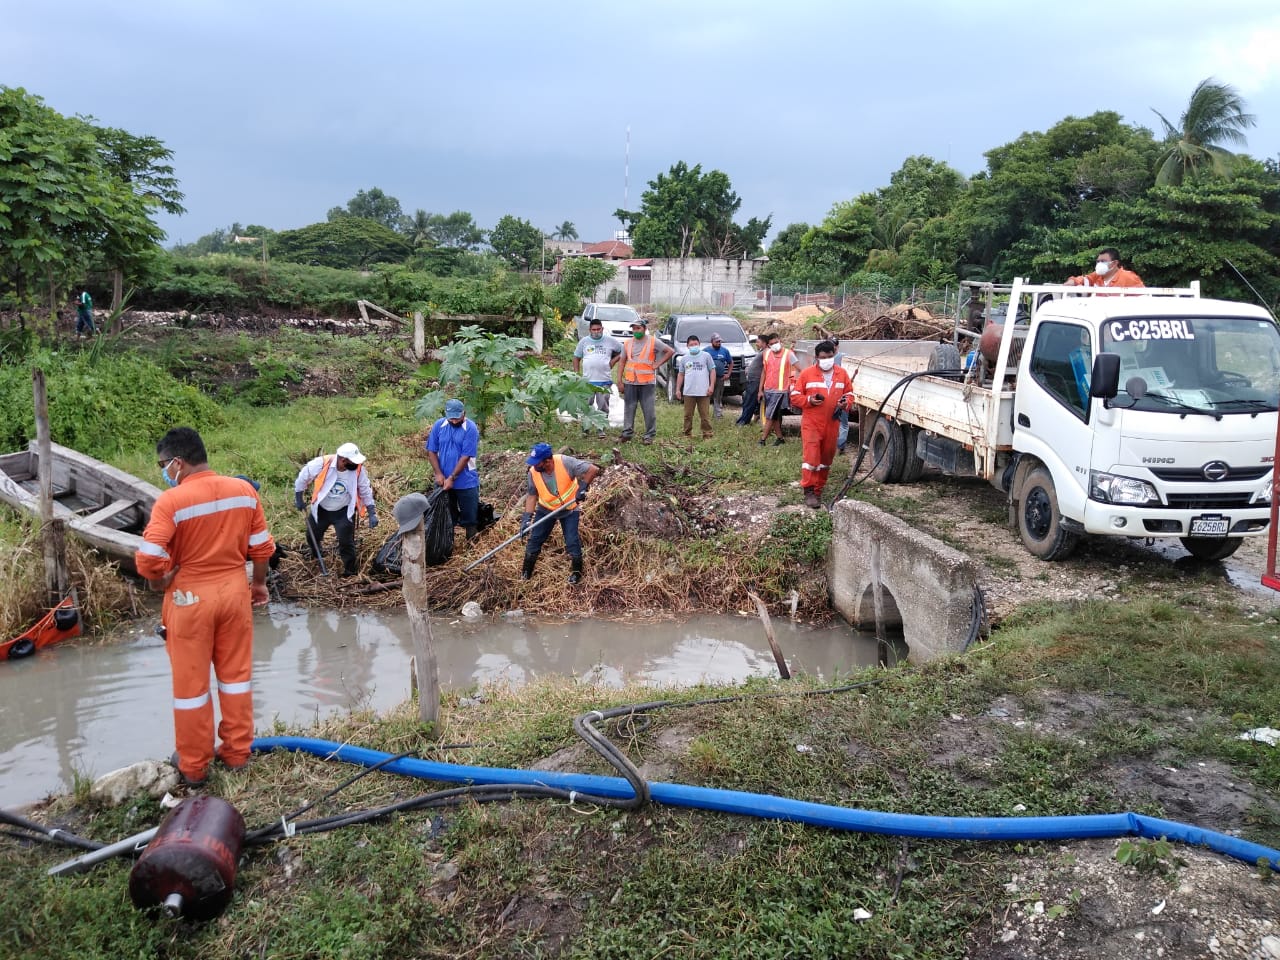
[1141,457,1175,464]
[1202,461,1230,481]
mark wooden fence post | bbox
[399,516,439,729]
[33,369,69,604]
[413,311,425,361]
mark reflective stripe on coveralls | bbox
[530,456,580,512]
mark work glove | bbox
[520,512,533,540]
[575,487,588,503]
[367,507,379,529]
[294,491,306,510]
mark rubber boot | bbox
[568,557,583,585]
[521,555,537,581]
[464,525,477,543]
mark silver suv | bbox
[573,303,641,341]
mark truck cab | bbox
[1008,291,1279,560]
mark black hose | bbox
[828,367,963,508]
[0,808,104,852]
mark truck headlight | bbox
[1254,474,1273,506]
[1089,471,1159,506]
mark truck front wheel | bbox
[1016,466,1079,560]
[1179,536,1242,562]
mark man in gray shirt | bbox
[676,334,717,439]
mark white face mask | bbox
[770,342,782,353]
[818,357,835,371]
[1095,260,1112,275]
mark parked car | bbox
[573,303,642,341]
[655,314,754,402]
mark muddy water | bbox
[0,606,882,808]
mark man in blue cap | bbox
[425,398,481,542]
[520,442,600,584]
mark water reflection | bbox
[0,605,876,808]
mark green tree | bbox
[552,220,578,241]
[272,218,410,269]
[426,211,485,250]
[488,215,543,270]
[548,257,616,319]
[327,187,406,233]
[0,87,178,325]
[626,161,771,259]
[1153,78,1257,186]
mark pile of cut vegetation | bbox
[815,299,951,341]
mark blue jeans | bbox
[76,308,95,335]
[736,382,761,425]
[446,485,479,529]
[837,406,850,451]
[525,507,581,561]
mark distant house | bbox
[543,238,583,256]
[574,239,633,262]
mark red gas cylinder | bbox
[979,322,1003,365]
[128,796,246,921]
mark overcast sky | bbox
[6,1,1280,248]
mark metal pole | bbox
[463,503,572,572]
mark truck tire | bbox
[1016,466,1079,560]
[868,416,906,483]
[927,343,962,373]
[1178,536,1242,562]
[666,367,678,404]
[899,424,925,483]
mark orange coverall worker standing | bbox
[136,427,274,785]
[789,341,854,509]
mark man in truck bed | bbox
[1064,247,1144,289]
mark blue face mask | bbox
[688,346,701,355]
[161,463,178,488]
[590,332,603,341]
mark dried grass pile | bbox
[814,299,951,342]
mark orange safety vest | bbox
[763,348,798,391]
[312,456,367,518]
[529,456,580,512]
[622,336,657,384]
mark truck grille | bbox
[1164,493,1256,509]
[1149,466,1270,482]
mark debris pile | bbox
[813,298,951,342]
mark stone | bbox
[461,601,483,619]
[91,760,179,806]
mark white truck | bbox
[841,278,1280,561]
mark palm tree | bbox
[406,209,434,248]
[1152,78,1256,186]
[552,221,578,241]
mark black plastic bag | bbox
[372,488,455,576]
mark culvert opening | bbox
[855,583,908,667]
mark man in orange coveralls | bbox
[136,427,275,787]
[789,340,855,509]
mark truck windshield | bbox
[675,318,747,344]
[1101,314,1280,414]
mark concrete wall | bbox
[828,499,982,663]
[596,257,766,309]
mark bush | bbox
[0,348,222,459]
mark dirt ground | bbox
[827,467,1280,959]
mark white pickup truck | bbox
[842,278,1280,561]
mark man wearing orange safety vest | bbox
[616,318,675,445]
[758,332,799,447]
[136,427,275,787]
[790,339,855,509]
[293,442,378,577]
[519,442,601,584]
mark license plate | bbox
[1188,514,1229,536]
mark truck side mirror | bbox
[1090,353,1121,399]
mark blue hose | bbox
[253,736,1280,871]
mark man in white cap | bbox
[293,442,378,576]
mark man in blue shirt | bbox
[705,332,734,418]
[425,398,481,542]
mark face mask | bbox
[161,463,178,488]
[632,330,646,339]
[688,346,701,355]
[770,343,782,353]
[590,332,602,340]
[1095,261,1112,275]
[818,357,835,371]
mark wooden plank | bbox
[80,498,136,525]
